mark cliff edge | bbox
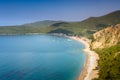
[91,24,120,49]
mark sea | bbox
[0,35,86,80]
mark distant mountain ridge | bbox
[49,10,120,36]
[23,20,63,27]
[0,10,120,37]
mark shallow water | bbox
[0,35,86,80]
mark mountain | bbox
[0,10,120,36]
[46,10,120,37]
[51,10,120,29]
[23,20,62,27]
[91,24,120,49]
[80,10,120,29]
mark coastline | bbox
[0,33,99,80]
[69,36,99,80]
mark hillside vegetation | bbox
[94,44,120,80]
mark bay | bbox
[0,35,86,80]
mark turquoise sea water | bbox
[0,35,86,80]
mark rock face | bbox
[91,24,120,49]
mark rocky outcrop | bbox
[91,24,120,49]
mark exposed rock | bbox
[91,24,120,49]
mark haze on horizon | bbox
[0,0,120,26]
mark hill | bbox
[91,24,120,80]
[0,10,120,37]
[49,10,120,37]
[23,20,62,27]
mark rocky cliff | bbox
[91,24,120,49]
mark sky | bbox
[0,0,120,26]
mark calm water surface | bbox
[0,35,86,80]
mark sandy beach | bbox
[69,36,99,80]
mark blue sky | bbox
[0,0,120,26]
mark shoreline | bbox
[69,36,99,80]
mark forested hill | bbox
[0,10,120,37]
[91,24,120,80]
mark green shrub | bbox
[95,44,120,80]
